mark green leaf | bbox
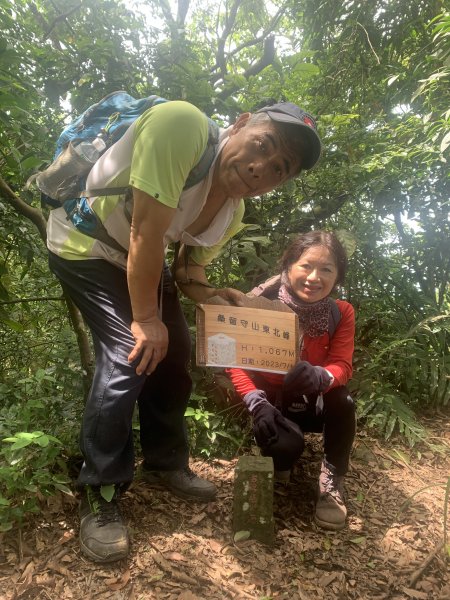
[322,537,332,550]
[16,431,44,440]
[2,319,24,332]
[100,484,115,502]
[11,438,34,449]
[233,530,251,542]
[334,229,357,258]
[54,483,74,495]
[350,536,367,544]
[20,156,43,171]
[391,449,411,465]
[24,484,38,492]
[387,74,400,86]
[35,435,49,447]
[440,131,450,153]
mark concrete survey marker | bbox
[232,455,275,546]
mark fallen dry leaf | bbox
[176,591,204,600]
[164,551,188,562]
[402,588,429,599]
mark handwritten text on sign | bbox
[196,305,299,374]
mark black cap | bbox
[256,102,322,170]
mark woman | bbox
[227,230,356,531]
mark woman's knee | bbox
[261,420,305,470]
[324,386,355,415]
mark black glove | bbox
[283,361,332,396]
[243,390,291,448]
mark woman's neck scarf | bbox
[278,271,331,338]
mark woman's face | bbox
[288,245,338,303]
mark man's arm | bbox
[127,187,176,376]
[174,245,247,306]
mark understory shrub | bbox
[353,312,450,445]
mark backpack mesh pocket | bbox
[35,141,93,202]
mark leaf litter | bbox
[0,414,449,600]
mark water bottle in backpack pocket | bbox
[35,136,107,202]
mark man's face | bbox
[214,114,302,198]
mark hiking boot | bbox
[79,486,129,563]
[141,466,217,502]
[314,460,347,531]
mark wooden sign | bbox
[196,303,299,374]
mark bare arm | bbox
[174,245,247,306]
[127,187,175,375]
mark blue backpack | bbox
[35,91,220,252]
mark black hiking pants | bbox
[49,252,191,488]
[251,372,356,475]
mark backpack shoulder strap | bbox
[250,274,281,299]
[328,298,341,339]
[183,118,220,189]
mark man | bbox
[46,99,322,563]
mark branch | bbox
[28,2,49,31]
[227,5,283,60]
[393,211,406,240]
[356,21,381,65]
[63,288,94,396]
[177,0,190,26]
[159,0,176,29]
[408,541,445,588]
[216,35,277,101]
[159,0,191,41]
[211,3,284,82]
[284,192,350,232]
[0,296,64,305]
[0,175,47,242]
[44,2,81,37]
[28,1,78,51]
[437,264,450,310]
[244,36,275,78]
[215,0,242,79]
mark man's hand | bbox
[128,317,168,376]
[243,390,292,448]
[214,287,247,306]
[283,361,332,396]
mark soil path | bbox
[1,415,449,600]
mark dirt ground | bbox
[1,413,449,600]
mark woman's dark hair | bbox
[279,230,348,286]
